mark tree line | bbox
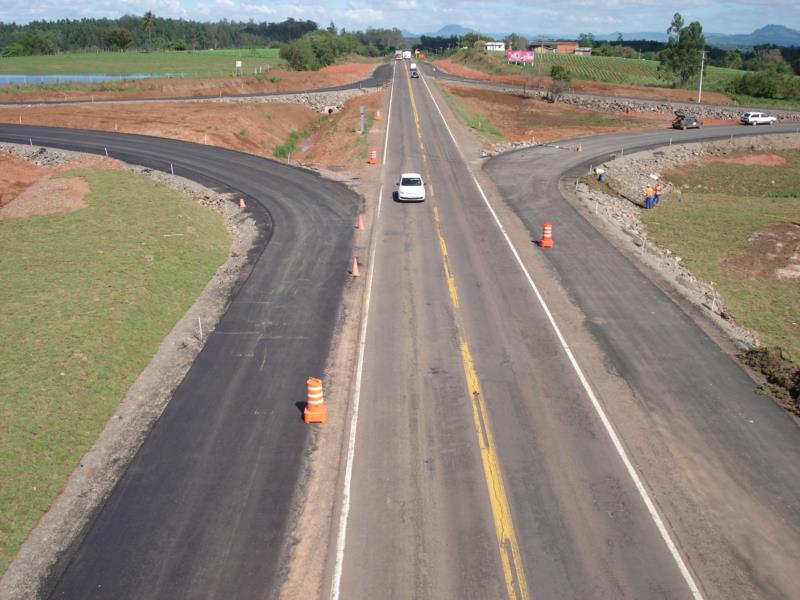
[0,14,406,60]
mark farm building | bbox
[484,41,506,52]
[531,40,588,55]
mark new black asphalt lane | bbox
[484,123,800,597]
[0,124,362,598]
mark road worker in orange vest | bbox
[645,184,655,209]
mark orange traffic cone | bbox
[539,222,554,248]
[375,110,382,121]
[356,214,365,230]
[351,257,360,277]
[239,198,246,209]
[303,376,327,424]
[368,148,377,165]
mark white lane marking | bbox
[329,62,394,600]
[418,73,704,600]
[382,62,395,165]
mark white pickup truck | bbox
[740,112,777,125]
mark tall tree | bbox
[658,13,705,86]
[104,27,133,50]
[504,33,528,51]
[142,11,155,49]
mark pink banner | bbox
[506,50,535,63]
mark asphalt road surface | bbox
[3,67,799,600]
[331,62,800,600]
[0,124,362,598]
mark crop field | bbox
[451,49,748,93]
[0,168,229,573]
[0,48,282,77]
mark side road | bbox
[0,124,361,599]
[482,124,800,598]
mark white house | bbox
[484,41,505,52]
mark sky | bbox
[0,0,798,36]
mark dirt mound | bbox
[738,347,800,416]
[705,153,788,167]
[721,223,800,280]
[0,148,127,219]
[0,176,89,219]
[443,84,657,144]
[0,153,46,207]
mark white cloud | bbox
[344,7,385,23]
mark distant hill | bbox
[404,24,800,48]
[424,24,475,37]
[706,25,800,48]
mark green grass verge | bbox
[0,168,229,574]
[0,49,282,77]
[436,83,505,142]
[643,150,800,360]
[273,129,307,159]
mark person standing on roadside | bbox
[645,184,655,209]
[654,183,663,205]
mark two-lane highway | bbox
[4,61,799,600]
[330,60,721,600]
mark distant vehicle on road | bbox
[403,50,412,60]
[395,50,403,60]
[672,111,702,130]
[397,173,426,202]
[740,112,777,125]
[410,70,419,78]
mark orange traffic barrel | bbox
[303,377,327,424]
[368,148,377,165]
[540,222,554,248]
[375,110,382,121]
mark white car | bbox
[740,112,777,126]
[397,173,426,202]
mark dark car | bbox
[672,112,702,130]
[410,70,419,78]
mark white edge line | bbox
[419,72,704,600]
[381,61,395,165]
[329,63,393,600]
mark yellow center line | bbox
[404,67,530,600]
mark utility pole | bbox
[697,49,707,104]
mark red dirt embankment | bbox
[0,62,377,104]
[0,151,122,219]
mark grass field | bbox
[0,48,283,77]
[643,150,800,361]
[447,49,800,108]
[0,169,229,573]
[436,83,505,142]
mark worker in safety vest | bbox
[595,166,606,183]
[645,184,655,209]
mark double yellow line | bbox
[404,70,530,600]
